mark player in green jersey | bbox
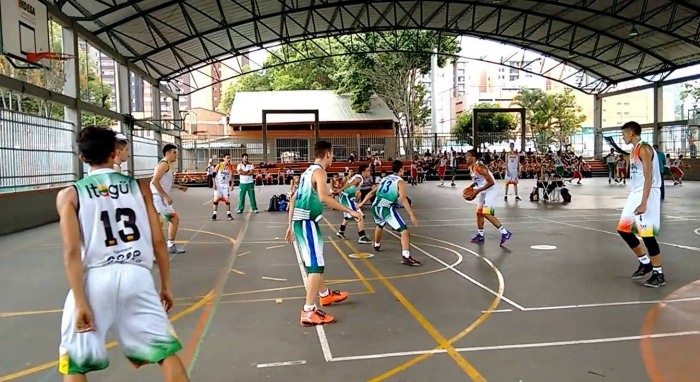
[357,160,421,266]
[335,164,371,244]
[286,141,363,326]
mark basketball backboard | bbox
[0,0,50,68]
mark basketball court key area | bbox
[1,178,700,382]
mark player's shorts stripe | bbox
[305,220,318,268]
[391,207,405,227]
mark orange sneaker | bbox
[300,308,335,326]
[319,290,349,307]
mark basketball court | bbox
[1,178,699,382]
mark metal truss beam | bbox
[106,0,677,82]
[169,31,609,97]
[599,71,700,98]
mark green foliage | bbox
[219,31,459,139]
[511,87,586,150]
[681,81,700,104]
[451,103,519,144]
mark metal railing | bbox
[0,109,76,193]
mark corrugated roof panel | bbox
[229,90,398,125]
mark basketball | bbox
[462,187,475,200]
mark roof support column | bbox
[152,87,163,154]
[262,113,268,163]
[62,23,82,179]
[116,64,134,176]
[593,94,603,159]
[173,98,183,172]
[653,83,662,147]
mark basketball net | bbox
[26,52,73,94]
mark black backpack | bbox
[267,195,280,211]
[560,188,572,203]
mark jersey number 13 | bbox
[100,208,141,247]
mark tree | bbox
[681,81,700,105]
[451,103,519,144]
[218,31,459,155]
[511,87,585,151]
[216,65,272,113]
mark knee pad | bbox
[642,236,661,256]
[225,202,230,206]
[617,230,640,249]
[213,202,219,207]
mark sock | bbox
[303,304,316,312]
[319,289,330,297]
[212,211,217,215]
[497,225,508,234]
[653,266,663,274]
[477,229,484,236]
[374,242,380,247]
[637,254,651,265]
[402,250,410,259]
[339,224,346,233]
[358,230,366,237]
[167,240,174,247]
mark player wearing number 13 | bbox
[357,160,421,266]
[55,126,189,381]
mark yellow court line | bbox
[368,233,506,382]
[0,309,63,318]
[231,269,245,275]
[0,291,214,382]
[214,291,377,305]
[322,217,375,294]
[359,256,486,382]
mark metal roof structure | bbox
[229,90,398,125]
[57,0,700,94]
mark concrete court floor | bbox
[0,177,699,382]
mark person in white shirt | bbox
[113,133,129,174]
[236,153,258,213]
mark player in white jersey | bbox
[55,126,189,381]
[617,121,665,288]
[211,154,235,221]
[504,142,521,201]
[464,149,512,246]
[112,133,129,174]
[670,155,688,185]
[151,144,187,254]
[448,149,457,187]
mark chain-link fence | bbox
[0,109,76,193]
[659,124,698,158]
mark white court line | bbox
[328,331,700,362]
[291,240,333,362]
[694,227,700,236]
[482,296,700,313]
[256,360,307,368]
[537,218,700,252]
[385,231,525,311]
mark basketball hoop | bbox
[25,52,74,94]
[26,52,74,63]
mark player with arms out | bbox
[335,164,371,244]
[55,126,188,382]
[464,149,512,246]
[617,121,665,287]
[211,154,235,221]
[285,141,363,326]
[504,142,521,201]
[151,144,187,254]
[357,160,421,266]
